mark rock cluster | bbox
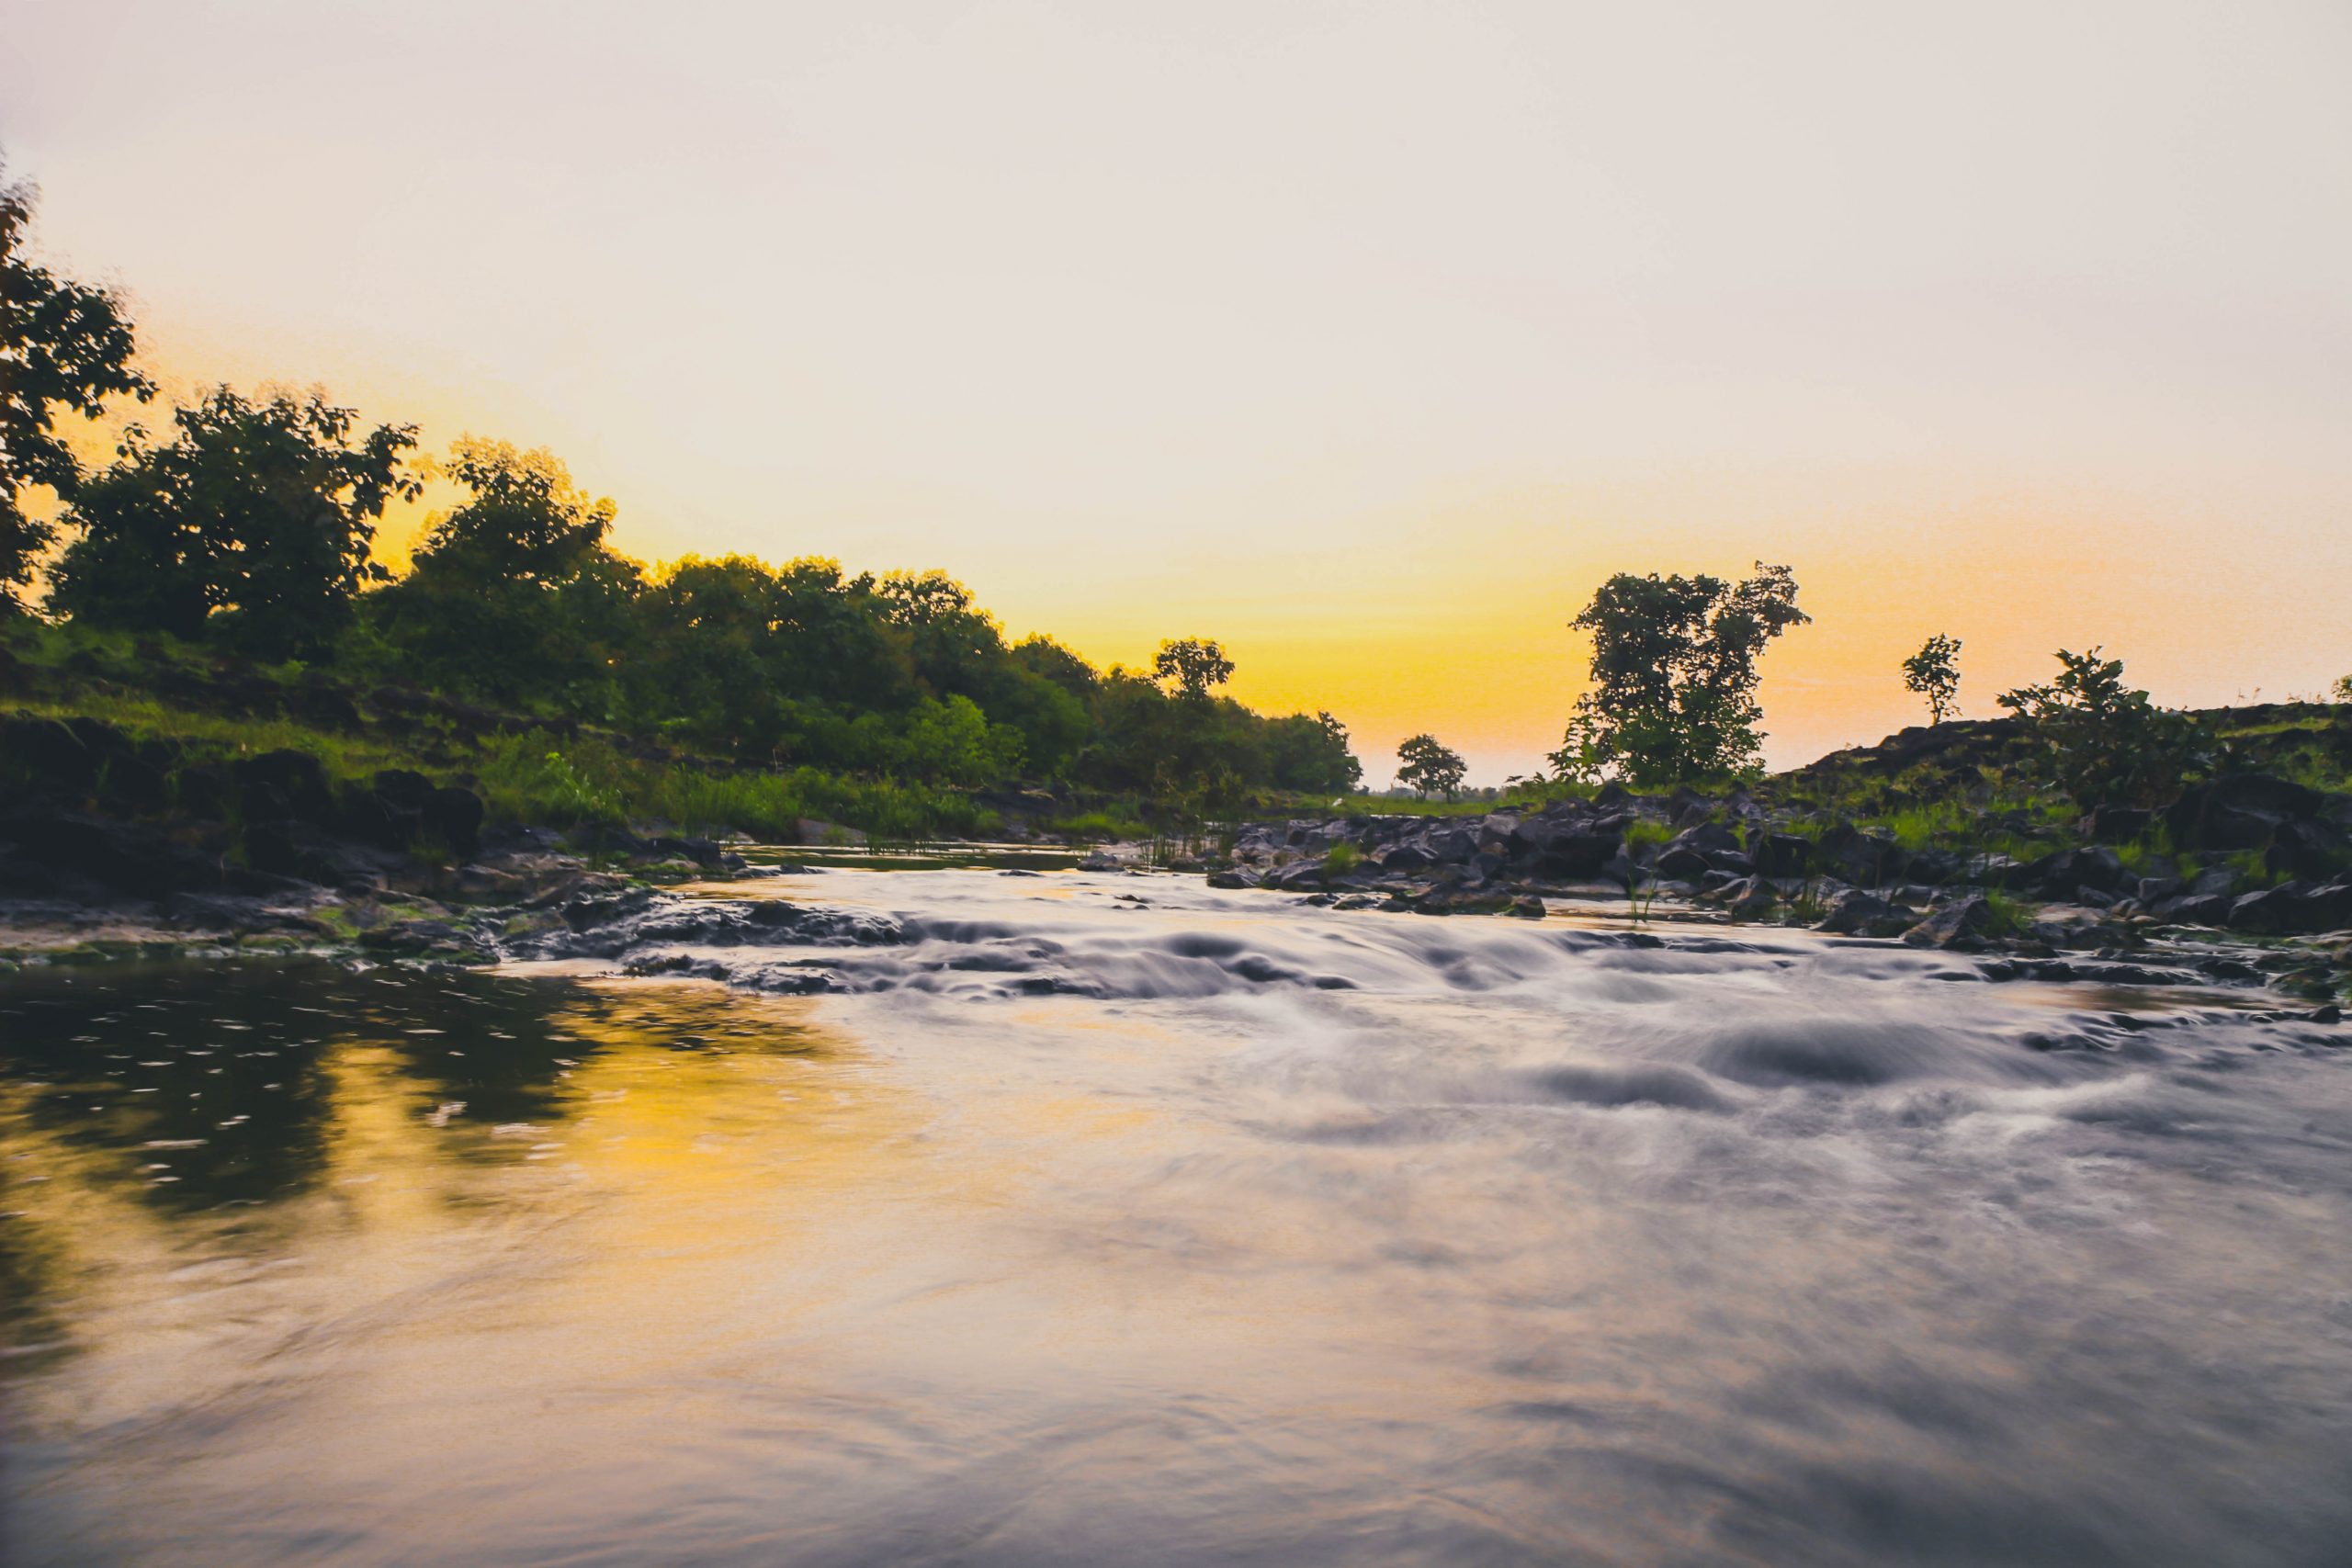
[1215,771,2352,947]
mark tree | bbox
[1396,734,1466,800]
[365,439,643,709]
[1266,710,1363,794]
[1550,562,1809,786]
[2334,673,2352,704]
[1903,633,1962,724]
[1152,637,1233,703]
[410,437,614,584]
[1997,648,2207,809]
[0,164,155,613]
[50,387,417,658]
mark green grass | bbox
[1046,809,1148,842]
[1323,840,1361,874]
[1981,889,2032,938]
[1624,818,1675,852]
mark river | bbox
[4,865,2350,1565]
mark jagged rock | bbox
[1713,875,1778,916]
[1902,896,1995,951]
[1815,889,1912,937]
[2229,881,2352,937]
[2167,773,2324,852]
[2022,846,2128,900]
[1206,867,1263,890]
[1749,832,1813,878]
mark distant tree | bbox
[1152,637,1234,703]
[2335,673,2352,704]
[51,387,417,658]
[1903,633,1962,724]
[1396,733,1466,800]
[0,164,155,613]
[1997,648,2207,808]
[1550,562,1809,786]
[1265,709,1363,794]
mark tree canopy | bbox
[0,166,153,613]
[1396,734,1466,800]
[1903,634,1962,725]
[49,388,418,658]
[1551,562,1808,786]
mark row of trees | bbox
[0,170,1361,805]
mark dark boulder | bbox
[2022,846,2128,901]
[97,750,175,817]
[2080,806,2152,843]
[1826,830,1906,888]
[2167,773,2324,852]
[2267,818,2349,882]
[1749,832,1813,879]
[1,714,107,796]
[1531,828,1623,880]
[2228,882,2352,937]
[2155,892,2233,928]
[0,808,222,897]
[423,787,485,858]
[1655,844,1711,881]
[1902,896,1995,951]
[174,762,234,820]
[234,750,334,825]
[1816,889,1913,938]
[1903,847,1965,886]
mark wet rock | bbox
[357,919,480,959]
[2229,881,2352,937]
[423,787,485,858]
[1710,876,1778,918]
[1206,867,1263,890]
[1902,896,1995,951]
[1815,889,1912,937]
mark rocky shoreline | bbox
[1203,772,2352,1013]
[3,712,2347,1016]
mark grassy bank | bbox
[1,623,990,843]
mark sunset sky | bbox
[5,1,2347,783]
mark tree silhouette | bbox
[1396,734,1466,800]
[1903,634,1962,724]
[0,164,154,613]
[1551,562,1808,785]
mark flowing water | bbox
[4,867,2351,1565]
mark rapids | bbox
[4,865,2350,1564]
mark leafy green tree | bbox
[1550,561,1809,786]
[1152,637,1233,702]
[1265,710,1363,794]
[2334,673,2352,704]
[363,440,643,710]
[413,438,614,583]
[0,164,155,613]
[1396,734,1466,800]
[1997,648,2206,808]
[51,388,417,657]
[1903,633,1962,724]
